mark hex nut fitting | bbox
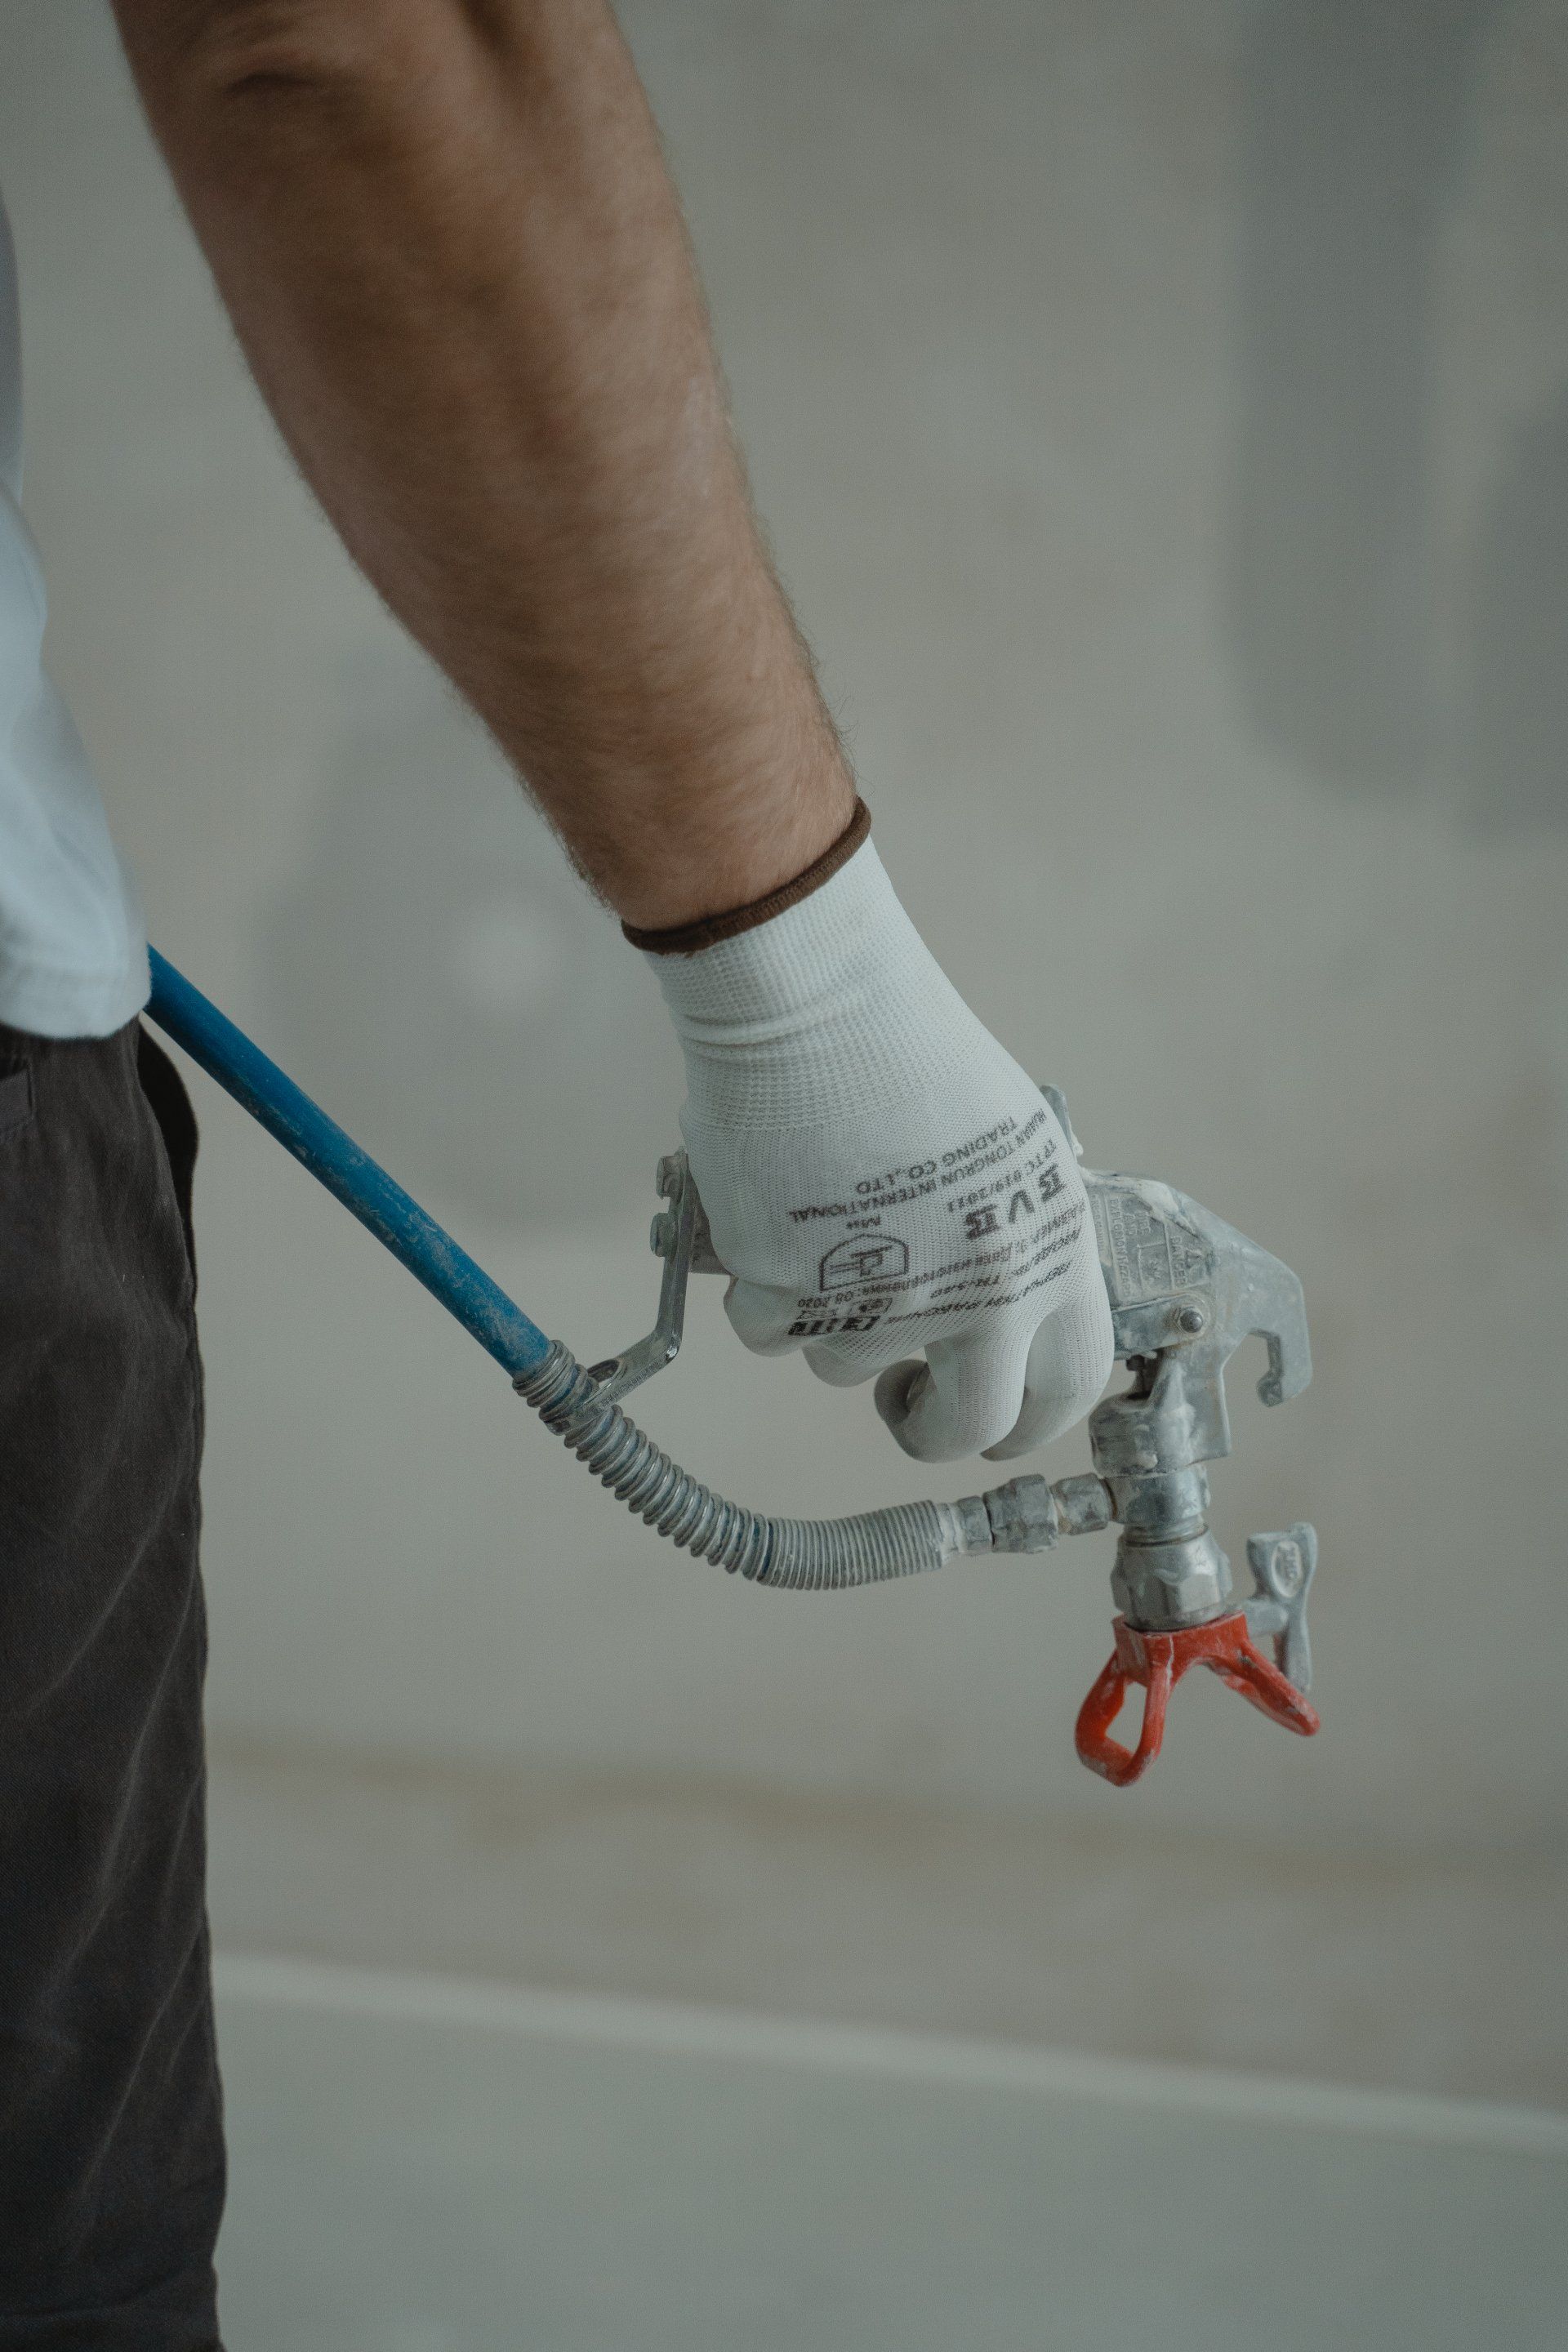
[982,1476,1059,1553]
[1050,1474,1114,1535]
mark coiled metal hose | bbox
[516,1339,977,1588]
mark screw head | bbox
[1174,1305,1206,1334]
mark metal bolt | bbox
[650,1212,675,1256]
[1173,1305,1205,1334]
[656,1155,681,1197]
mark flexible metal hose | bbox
[516,1339,980,1589]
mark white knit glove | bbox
[640,831,1113,1463]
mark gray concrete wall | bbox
[3,0,1564,1858]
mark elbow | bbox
[114,2,389,109]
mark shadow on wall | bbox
[1228,0,1567,829]
[260,656,683,1228]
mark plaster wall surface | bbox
[2,0,1564,1864]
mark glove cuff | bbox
[621,798,871,956]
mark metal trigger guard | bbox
[583,1152,720,1406]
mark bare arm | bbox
[109,0,853,928]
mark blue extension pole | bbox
[145,947,555,1383]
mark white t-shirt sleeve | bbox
[0,194,149,1041]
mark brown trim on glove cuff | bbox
[622,799,871,956]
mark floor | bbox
[207,1739,1568,2111]
[212,1953,1568,2352]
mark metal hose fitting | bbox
[515,1339,996,1589]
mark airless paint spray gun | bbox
[146,949,1319,1786]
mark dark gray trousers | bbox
[0,1018,223,2347]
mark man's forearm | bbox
[110,0,853,927]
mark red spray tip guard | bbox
[1076,1609,1321,1788]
